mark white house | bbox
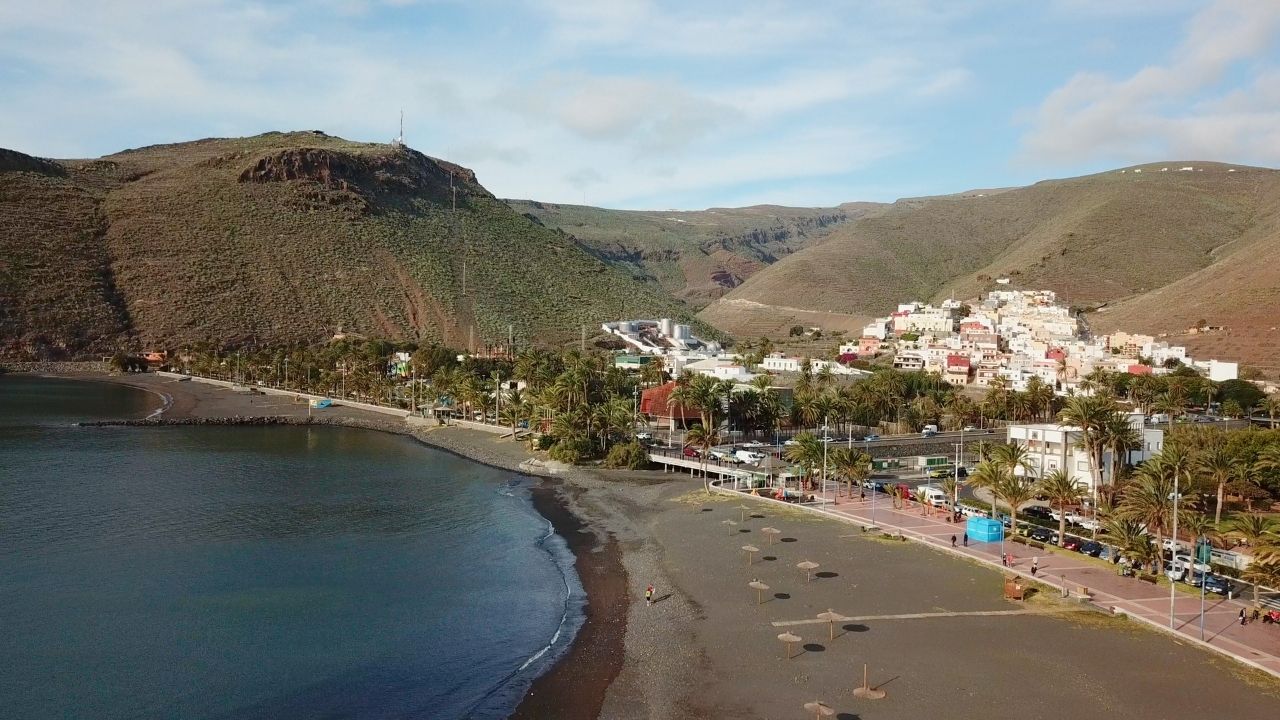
[1006,413,1162,493]
[683,358,757,382]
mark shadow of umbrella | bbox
[749,580,770,605]
[723,519,738,536]
[804,700,835,719]
[778,632,802,659]
[761,526,782,545]
[797,560,820,583]
[817,609,843,640]
[742,545,760,566]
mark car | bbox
[1023,506,1053,521]
[1201,575,1233,596]
[864,433,880,441]
[635,431,653,440]
[820,436,837,443]
[1061,536,1083,551]
[1078,541,1105,557]
[783,438,799,446]
[1028,526,1056,543]
[682,447,700,458]
[928,467,955,479]
[962,425,979,432]
[741,440,766,448]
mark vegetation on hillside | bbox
[0,132,696,359]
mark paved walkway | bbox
[720,482,1280,678]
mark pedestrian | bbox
[962,532,968,547]
[1031,557,1039,576]
[1252,607,1262,624]
[951,534,957,548]
[645,584,654,607]
[1239,608,1247,627]
[1001,553,1007,567]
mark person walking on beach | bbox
[951,534,957,548]
[645,584,654,607]
[1031,557,1039,576]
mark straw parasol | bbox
[816,609,843,640]
[742,545,760,565]
[797,560,820,582]
[737,504,752,523]
[777,632,802,659]
[723,519,738,536]
[760,526,782,545]
[803,701,835,719]
[853,663,887,699]
[748,580,770,605]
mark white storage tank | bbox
[659,318,674,336]
[673,324,691,340]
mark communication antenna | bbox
[394,109,405,146]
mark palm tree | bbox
[1059,395,1113,505]
[1101,413,1141,482]
[684,424,719,495]
[1263,393,1280,429]
[1118,461,1181,569]
[1104,516,1153,569]
[784,432,825,492]
[992,474,1038,532]
[1196,441,1241,528]
[1036,469,1086,547]
[830,447,872,498]
[968,459,1006,516]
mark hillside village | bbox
[604,288,1241,394]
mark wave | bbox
[461,486,583,717]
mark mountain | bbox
[506,200,873,307]
[699,162,1280,372]
[0,132,697,358]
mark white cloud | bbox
[1018,0,1280,166]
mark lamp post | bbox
[822,415,829,501]
[1169,475,1181,629]
[1198,535,1209,641]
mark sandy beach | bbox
[41,371,1280,718]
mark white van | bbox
[916,485,949,507]
[734,449,766,465]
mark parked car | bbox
[741,440,766,448]
[1023,506,1053,521]
[962,425,979,432]
[864,433,880,441]
[1028,527,1056,543]
[1202,575,1233,596]
[1061,536,1083,551]
[635,431,653,441]
[1078,541,1105,557]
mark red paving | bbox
[732,483,1280,677]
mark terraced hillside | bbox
[0,133,695,357]
[699,163,1280,369]
[507,200,873,307]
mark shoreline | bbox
[26,371,639,719]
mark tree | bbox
[1059,395,1113,503]
[1264,393,1280,430]
[1118,460,1182,570]
[784,432,825,492]
[830,447,872,498]
[992,474,1038,531]
[1036,469,1086,547]
[1196,441,1241,527]
[684,424,719,495]
[968,460,1006,516]
[1104,517,1154,571]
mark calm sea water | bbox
[0,375,583,720]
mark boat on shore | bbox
[309,397,332,409]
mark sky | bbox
[2,0,1280,209]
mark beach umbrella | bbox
[853,663,887,700]
[797,560,820,583]
[816,609,842,640]
[742,545,760,565]
[760,526,782,545]
[778,632,802,659]
[723,519,738,536]
[737,504,752,523]
[749,580,770,605]
[803,701,835,719]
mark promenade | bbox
[716,480,1280,679]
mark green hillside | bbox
[507,199,870,307]
[0,132,695,358]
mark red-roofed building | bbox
[1046,347,1067,362]
[640,381,702,430]
[945,355,971,384]
[1127,364,1153,376]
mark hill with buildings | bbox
[0,132,695,358]
[507,199,873,307]
[698,162,1280,370]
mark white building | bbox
[1006,413,1163,492]
[683,358,757,382]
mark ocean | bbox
[0,375,583,719]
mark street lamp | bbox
[1169,473,1181,630]
[822,415,829,501]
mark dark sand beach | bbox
[40,372,1280,718]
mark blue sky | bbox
[2,0,1279,209]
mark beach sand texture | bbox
[53,372,1280,719]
